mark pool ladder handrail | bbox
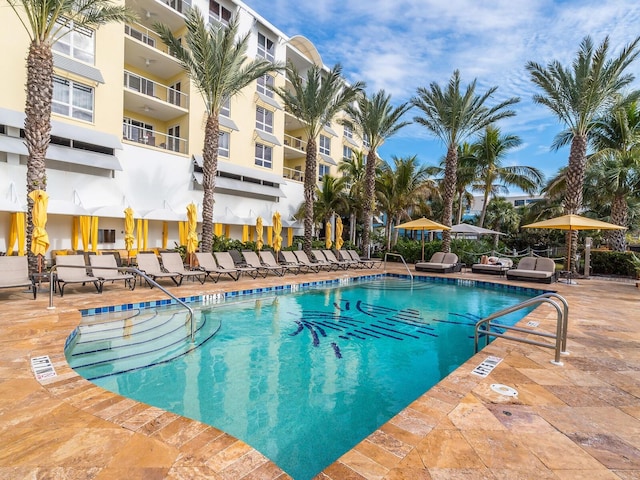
[474,292,569,365]
[383,252,413,280]
[47,264,196,341]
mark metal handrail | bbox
[47,264,195,341]
[383,252,413,281]
[474,292,569,365]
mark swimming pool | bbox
[66,276,541,479]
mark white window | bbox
[168,81,182,107]
[124,72,155,97]
[343,124,353,139]
[343,145,353,160]
[257,32,275,62]
[209,0,231,24]
[318,164,330,181]
[53,18,95,64]
[219,131,229,157]
[220,97,230,117]
[168,125,181,152]
[257,74,274,98]
[53,76,94,122]
[124,25,155,47]
[319,135,330,155]
[255,143,272,168]
[256,106,274,133]
[123,118,153,143]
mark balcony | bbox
[283,133,307,161]
[127,0,190,33]
[124,23,184,79]
[122,122,188,155]
[123,70,188,122]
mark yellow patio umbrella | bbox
[28,189,49,271]
[256,216,264,250]
[325,221,332,249]
[335,216,344,250]
[79,215,91,251]
[395,217,451,262]
[124,208,135,261]
[523,214,626,280]
[162,221,168,249]
[90,216,98,253]
[186,203,199,257]
[272,211,283,257]
[71,217,79,251]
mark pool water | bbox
[67,277,537,479]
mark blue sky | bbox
[243,0,640,190]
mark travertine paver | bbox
[0,266,639,479]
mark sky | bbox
[242,0,640,191]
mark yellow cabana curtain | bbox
[136,218,143,251]
[143,219,149,251]
[179,221,187,246]
[90,216,98,252]
[287,227,293,248]
[224,224,230,238]
[79,216,91,251]
[214,223,223,237]
[162,221,168,249]
[249,227,254,242]
[267,226,273,246]
[242,224,249,242]
[72,217,79,251]
[7,212,25,256]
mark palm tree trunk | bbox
[200,114,219,253]
[24,41,53,273]
[456,191,464,224]
[563,134,588,272]
[303,139,317,255]
[361,149,377,258]
[478,188,490,227]
[441,144,458,252]
[608,194,628,252]
[349,213,356,244]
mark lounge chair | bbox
[0,256,36,299]
[308,250,339,270]
[336,249,362,268]
[160,252,206,284]
[194,252,240,282]
[56,254,102,296]
[214,251,260,279]
[283,251,316,273]
[242,250,282,277]
[260,250,299,275]
[347,249,382,269]
[471,256,513,275]
[320,249,353,269]
[506,257,558,284]
[89,254,136,290]
[415,252,462,273]
[295,250,329,272]
[136,253,182,287]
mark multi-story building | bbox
[0,0,365,256]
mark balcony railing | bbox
[283,166,303,182]
[122,122,188,154]
[166,0,191,15]
[124,70,188,108]
[283,133,306,151]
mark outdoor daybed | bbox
[415,252,462,273]
[471,256,513,275]
[506,257,558,284]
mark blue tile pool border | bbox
[79,273,553,317]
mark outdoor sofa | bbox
[415,252,462,273]
[471,256,513,275]
[506,257,558,284]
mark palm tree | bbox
[314,175,349,225]
[470,126,543,227]
[484,197,521,249]
[587,98,640,251]
[8,0,134,271]
[338,150,367,244]
[154,10,281,253]
[526,35,640,270]
[274,63,364,254]
[344,90,411,258]
[412,70,519,252]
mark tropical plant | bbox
[338,150,368,244]
[154,9,281,253]
[412,70,519,252]
[8,0,135,271]
[274,63,364,254]
[344,90,411,258]
[469,125,543,227]
[526,35,640,270]
[587,98,640,251]
[314,175,349,224]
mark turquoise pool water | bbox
[66,277,538,479]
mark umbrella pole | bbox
[421,230,425,262]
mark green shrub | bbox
[590,251,637,277]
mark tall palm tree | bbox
[274,63,364,254]
[412,70,519,252]
[344,90,411,258]
[470,126,543,227]
[526,35,640,270]
[587,98,640,251]
[8,0,134,271]
[155,10,281,253]
[314,175,349,224]
[338,150,367,243]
